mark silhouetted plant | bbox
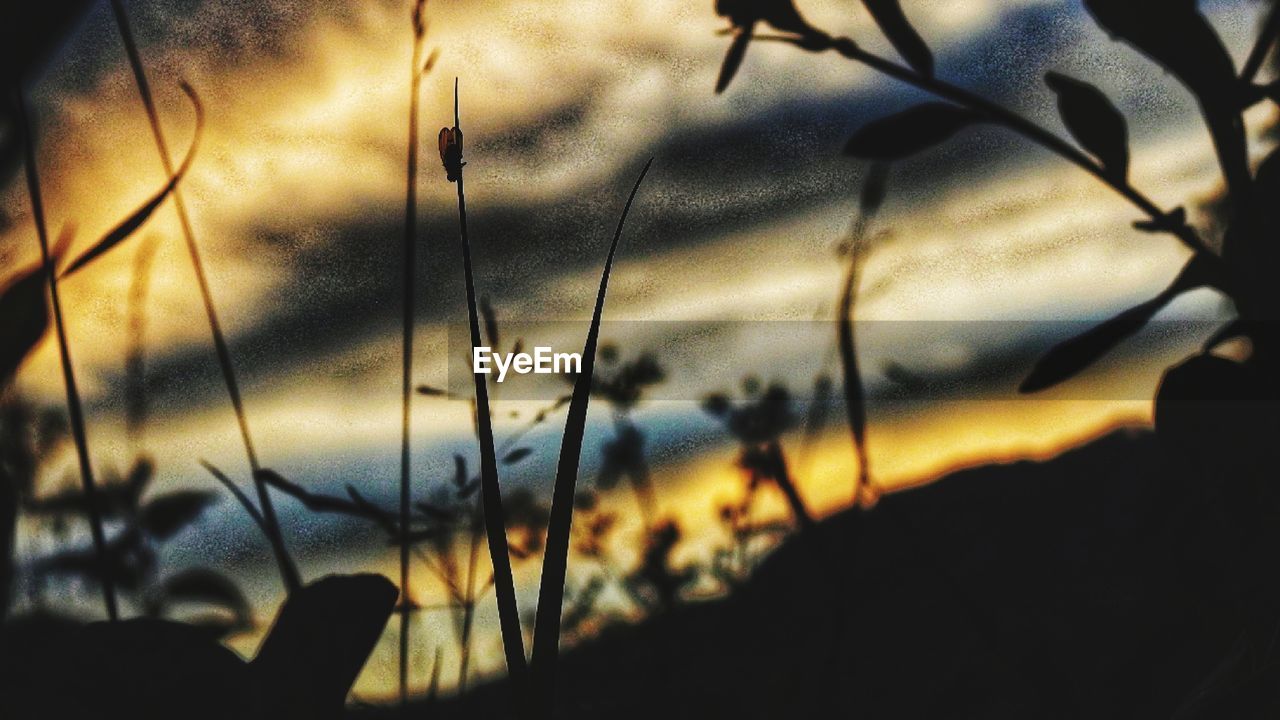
[34,457,252,638]
[566,344,665,527]
[103,0,300,595]
[713,0,1280,710]
[703,377,814,532]
[13,89,116,621]
[394,0,440,705]
[624,519,695,613]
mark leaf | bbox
[61,83,205,277]
[503,447,533,464]
[415,384,448,397]
[861,0,933,76]
[452,454,468,488]
[139,490,218,540]
[529,158,652,715]
[0,265,50,389]
[716,27,753,94]
[162,567,251,623]
[251,574,398,717]
[859,163,889,215]
[1083,0,1247,196]
[844,103,979,160]
[479,296,499,349]
[1045,72,1129,181]
[1019,254,1219,393]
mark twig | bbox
[1242,2,1280,84]
[753,33,1216,262]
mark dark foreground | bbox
[361,428,1278,719]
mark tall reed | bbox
[398,0,436,707]
[104,0,299,593]
[14,87,118,621]
[441,80,530,697]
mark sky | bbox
[1,0,1272,700]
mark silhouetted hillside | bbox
[376,428,1264,719]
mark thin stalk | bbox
[15,88,118,621]
[450,80,530,695]
[399,1,429,706]
[458,512,481,693]
[837,214,872,504]
[1242,1,1280,84]
[755,33,1215,261]
[529,159,654,719]
[105,0,298,593]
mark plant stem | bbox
[399,8,427,707]
[451,80,530,696]
[106,0,299,593]
[757,34,1215,260]
[15,87,118,622]
[1242,1,1280,84]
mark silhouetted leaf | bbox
[844,103,980,160]
[452,454,468,488]
[479,296,499,349]
[716,28,753,94]
[416,384,448,397]
[139,490,218,540]
[530,159,652,714]
[1045,71,1129,181]
[503,447,533,464]
[1083,0,1247,195]
[1020,254,1219,393]
[162,567,251,622]
[860,163,889,214]
[0,265,50,389]
[62,83,205,277]
[251,574,397,717]
[861,0,933,76]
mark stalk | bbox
[397,0,429,706]
[14,87,118,621]
[446,79,530,696]
[105,0,298,592]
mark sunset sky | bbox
[1,0,1270,699]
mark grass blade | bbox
[14,85,118,621]
[529,158,654,718]
[61,82,203,277]
[448,80,530,695]
[399,0,431,706]
[106,0,299,593]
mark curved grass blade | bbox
[200,460,267,534]
[529,158,654,719]
[62,83,204,277]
